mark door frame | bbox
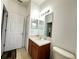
[1,5,8,54]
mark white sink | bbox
[29,37,51,46]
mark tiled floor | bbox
[16,48,31,59]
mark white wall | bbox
[24,1,31,51]
[3,0,27,16]
[1,0,3,55]
[2,0,29,51]
[40,0,77,55]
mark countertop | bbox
[29,36,51,46]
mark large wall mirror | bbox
[39,12,53,37]
[44,13,53,37]
[31,12,53,37]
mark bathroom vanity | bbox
[28,36,51,59]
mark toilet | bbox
[53,46,75,59]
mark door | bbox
[5,13,25,51]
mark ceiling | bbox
[18,0,29,2]
[19,0,47,7]
[10,0,30,7]
[32,0,46,5]
[9,0,46,7]
[15,0,46,5]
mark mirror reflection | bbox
[31,7,53,37]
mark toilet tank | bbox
[53,47,75,59]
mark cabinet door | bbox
[38,44,50,59]
[32,42,38,59]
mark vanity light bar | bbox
[41,10,50,16]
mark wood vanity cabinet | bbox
[28,39,50,59]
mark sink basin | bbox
[29,36,51,46]
[40,38,45,40]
